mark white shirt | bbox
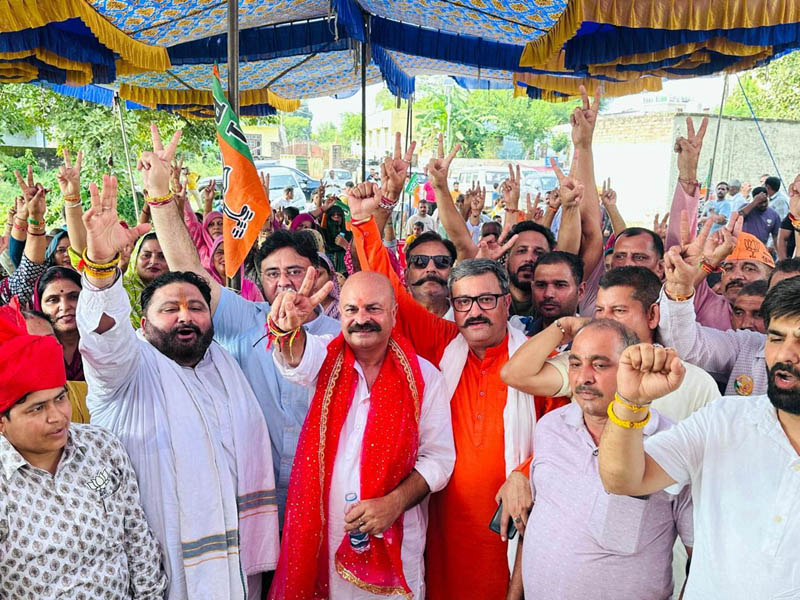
[274,333,455,599]
[546,352,720,423]
[406,214,435,236]
[645,395,800,599]
[77,277,276,599]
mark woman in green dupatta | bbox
[123,232,168,328]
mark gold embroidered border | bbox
[335,557,412,599]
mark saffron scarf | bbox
[269,332,425,599]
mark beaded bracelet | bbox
[378,195,399,210]
[607,401,650,429]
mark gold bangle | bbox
[84,265,118,279]
[607,401,650,429]
[81,248,121,270]
[614,392,651,413]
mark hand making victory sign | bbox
[137,123,183,199]
[57,149,83,198]
[382,131,417,201]
[426,133,461,193]
[83,174,151,277]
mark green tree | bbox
[282,115,311,142]
[550,131,571,154]
[414,80,577,159]
[0,83,224,225]
[724,52,800,120]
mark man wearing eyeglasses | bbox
[404,231,458,320]
[347,155,562,600]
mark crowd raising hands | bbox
[1,79,800,600]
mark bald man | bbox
[267,269,455,599]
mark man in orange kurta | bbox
[349,201,568,599]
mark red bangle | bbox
[700,261,723,274]
[12,222,27,232]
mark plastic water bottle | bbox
[345,492,370,553]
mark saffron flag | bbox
[211,65,270,279]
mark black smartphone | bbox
[488,501,517,539]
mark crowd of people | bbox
[0,85,799,600]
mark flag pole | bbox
[226,0,241,293]
[113,92,139,218]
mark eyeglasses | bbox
[452,293,506,312]
[408,254,453,270]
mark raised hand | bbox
[475,219,517,260]
[170,155,184,192]
[57,149,82,198]
[601,178,617,208]
[704,211,742,267]
[426,133,460,192]
[382,131,417,200]
[550,157,583,211]
[616,344,685,405]
[547,188,561,211]
[674,116,708,184]
[137,123,182,198]
[789,173,800,217]
[83,174,150,262]
[653,213,669,241]
[203,179,216,204]
[347,181,382,222]
[259,171,270,201]
[467,182,486,215]
[25,185,47,224]
[270,266,333,332]
[501,164,521,211]
[14,165,46,204]
[525,192,542,222]
[570,85,602,148]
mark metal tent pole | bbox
[705,73,729,204]
[361,40,367,183]
[113,92,139,218]
[226,0,241,292]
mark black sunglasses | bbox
[408,254,454,269]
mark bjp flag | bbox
[211,65,270,279]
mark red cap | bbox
[0,298,66,412]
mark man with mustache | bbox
[346,135,572,600]
[76,127,280,600]
[731,280,768,333]
[0,299,168,599]
[598,276,800,599]
[717,232,775,303]
[658,224,800,397]
[505,320,694,599]
[266,269,455,598]
[404,231,457,319]
[148,171,341,525]
[516,251,585,336]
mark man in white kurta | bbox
[275,332,454,598]
[266,270,455,599]
[77,274,280,600]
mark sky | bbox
[306,75,728,131]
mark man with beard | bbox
[146,132,340,524]
[504,221,557,317]
[404,231,456,319]
[658,235,799,397]
[515,250,585,336]
[77,137,279,600]
[598,276,800,599]
[266,270,454,599]
[699,181,731,233]
[717,232,774,303]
